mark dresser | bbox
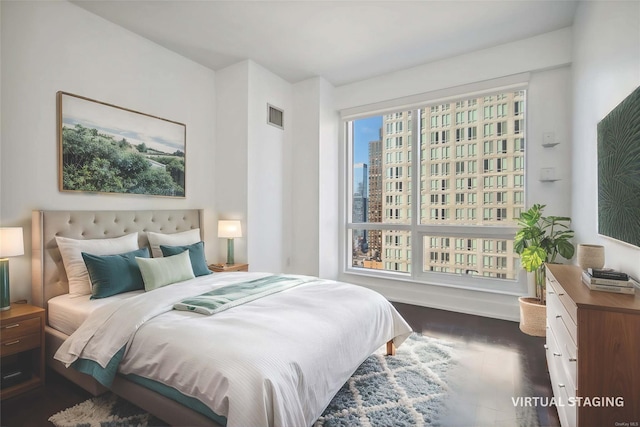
[545,264,640,427]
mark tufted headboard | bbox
[31,209,204,309]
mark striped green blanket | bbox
[173,275,312,315]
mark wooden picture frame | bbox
[57,92,186,197]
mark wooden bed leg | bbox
[386,340,396,356]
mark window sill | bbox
[342,267,526,297]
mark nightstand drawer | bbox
[1,317,41,341]
[0,332,41,357]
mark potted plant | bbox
[514,204,575,336]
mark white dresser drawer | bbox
[546,327,577,427]
[547,289,578,390]
[546,324,577,399]
[547,269,578,324]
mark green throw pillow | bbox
[136,250,195,291]
[82,248,150,299]
[160,241,212,277]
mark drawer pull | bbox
[558,383,566,388]
[548,291,555,295]
[553,352,562,357]
[558,292,565,296]
[544,344,548,350]
[4,340,20,346]
[3,323,19,329]
[569,357,577,362]
[555,314,562,319]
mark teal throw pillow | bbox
[136,250,195,291]
[82,248,150,299]
[160,241,212,277]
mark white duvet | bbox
[55,272,413,427]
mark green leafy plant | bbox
[514,204,575,303]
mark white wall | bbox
[215,60,293,272]
[214,61,249,264]
[527,66,573,218]
[0,1,217,303]
[318,78,340,279]
[330,29,574,321]
[291,78,321,275]
[335,28,572,111]
[571,1,640,278]
[290,76,339,278]
[247,61,293,272]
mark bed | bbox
[32,209,413,427]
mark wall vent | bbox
[267,104,284,129]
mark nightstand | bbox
[0,304,45,399]
[209,263,249,272]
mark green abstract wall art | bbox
[597,86,640,248]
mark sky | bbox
[353,116,382,164]
[62,93,185,155]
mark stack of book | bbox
[581,268,636,295]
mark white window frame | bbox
[341,76,529,295]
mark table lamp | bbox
[0,227,24,311]
[218,220,242,265]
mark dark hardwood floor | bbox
[394,302,559,427]
[0,303,559,427]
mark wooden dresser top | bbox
[547,264,640,314]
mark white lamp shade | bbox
[218,220,242,239]
[0,227,24,258]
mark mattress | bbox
[48,291,144,336]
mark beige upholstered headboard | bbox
[31,209,204,309]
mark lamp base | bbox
[0,259,10,311]
[226,239,235,265]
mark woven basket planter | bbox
[518,297,546,337]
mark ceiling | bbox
[73,0,579,86]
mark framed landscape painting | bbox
[57,91,186,197]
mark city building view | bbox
[350,90,526,281]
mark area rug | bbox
[49,333,457,427]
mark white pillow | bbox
[147,228,201,258]
[136,250,195,291]
[56,233,139,297]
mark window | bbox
[514,101,524,116]
[514,119,524,134]
[514,156,524,171]
[484,106,494,119]
[484,140,493,155]
[497,139,508,153]
[496,121,507,136]
[346,88,526,290]
[497,103,508,117]
[496,158,506,172]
